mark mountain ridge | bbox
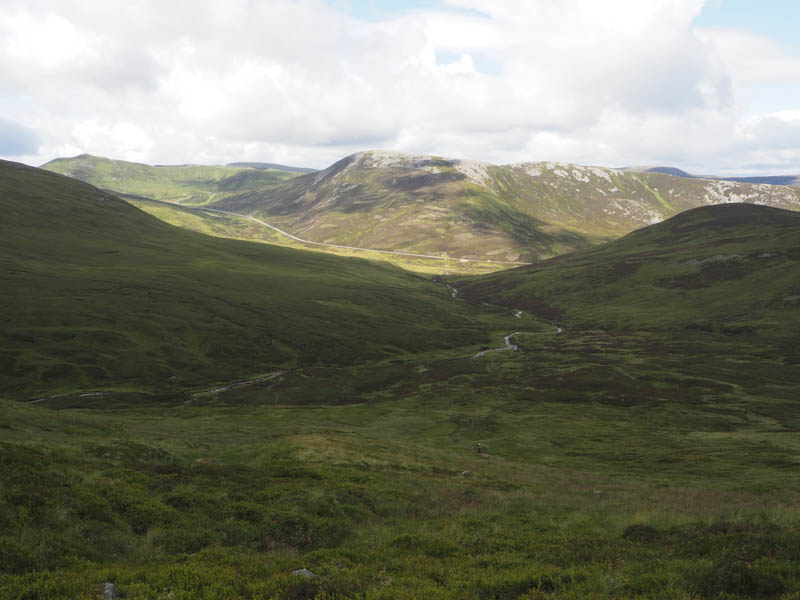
[212,149,800,263]
[227,161,316,173]
[41,154,304,205]
[41,150,800,268]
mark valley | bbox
[2,160,800,599]
[7,0,800,597]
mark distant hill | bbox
[720,175,800,186]
[212,150,800,263]
[227,161,316,174]
[42,154,304,205]
[0,159,491,398]
[456,203,800,337]
[640,166,695,178]
[625,165,800,187]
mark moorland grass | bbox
[127,197,513,276]
[457,204,800,338]
[3,327,800,598]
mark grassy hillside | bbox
[42,154,302,205]
[215,151,800,266]
[0,160,502,399]
[127,196,514,276]
[216,152,596,264]
[456,203,800,338]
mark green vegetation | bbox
[128,197,512,276]
[630,174,673,212]
[0,160,503,399]
[213,152,800,268]
[457,204,800,338]
[42,151,800,274]
[3,324,800,598]
[3,162,800,598]
[214,153,600,266]
[42,154,301,205]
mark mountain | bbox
[41,154,304,205]
[455,203,800,338]
[624,166,695,177]
[718,175,800,186]
[213,150,800,264]
[0,159,494,399]
[41,150,800,267]
[227,161,316,174]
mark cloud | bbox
[0,0,798,173]
[0,119,38,156]
[695,27,800,87]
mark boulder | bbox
[291,568,315,579]
[101,582,121,599]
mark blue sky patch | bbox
[0,119,38,157]
[693,0,800,52]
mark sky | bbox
[1,0,799,174]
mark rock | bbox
[101,582,121,599]
[461,470,472,477]
[292,568,315,578]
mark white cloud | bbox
[696,28,800,87]
[0,0,798,174]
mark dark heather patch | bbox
[654,274,709,290]
[699,259,751,283]
[655,258,752,289]
[604,260,643,283]
[470,221,495,234]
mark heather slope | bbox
[456,203,800,337]
[214,150,800,264]
[0,160,495,399]
[216,151,592,263]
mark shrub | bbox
[691,554,786,598]
[622,524,661,543]
[0,536,35,574]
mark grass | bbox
[456,204,800,339]
[3,326,800,598]
[127,197,516,276]
[0,160,511,399]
